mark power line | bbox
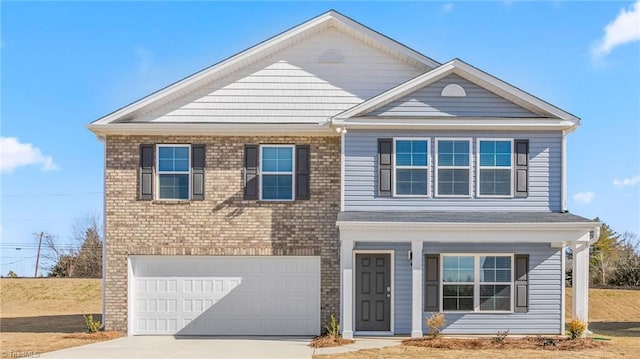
[2,191,103,198]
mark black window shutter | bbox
[424,254,440,312]
[139,144,154,200]
[514,139,529,198]
[514,254,529,313]
[191,144,205,201]
[295,145,310,200]
[378,138,392,197]
[244,145,259,200]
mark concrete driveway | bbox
[38,336,402,358]
[38,336,315,359]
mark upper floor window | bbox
[157,145,190,200]
[260,145,294,200]
[394,139,428,196]
[478,139,513,197]
[436,139,470,197]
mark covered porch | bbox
[336,211,601,339]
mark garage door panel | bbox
[131,256,320,336]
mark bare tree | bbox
[45,214,103,278]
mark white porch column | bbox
[572,240,590,328]
[411,240,424,338]
[341,239,354,339]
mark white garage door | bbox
[129,256,321,336]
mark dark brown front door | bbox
[355,253,391,331]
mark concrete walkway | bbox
[38,336,403,358]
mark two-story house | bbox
[88,10,600,338]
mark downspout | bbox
[99,135,107,330]
[561,130,568,212]
[340,126,346,212]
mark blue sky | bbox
[1,1,639,276]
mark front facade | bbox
[89,11,600,337]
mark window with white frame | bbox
[157,145,190,200]
[436,139,470,196]
[478,139,513,196]
[442,254,513,312]
[394,139,428,196]
[260,145,294,200]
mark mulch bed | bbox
[309,335,355,348]
[403,336,606,351]
[62,331,122,340]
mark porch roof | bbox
[337,211,595,224]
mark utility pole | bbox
[34,232,44,277]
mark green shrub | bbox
[325,314,341,339]
[426,313,446,338]
[567,319,587,339]
[83,313,101,333]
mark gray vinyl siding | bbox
[354,242,412,334]
[370,74,540,117]
[344,130,561,212]
[422,243,562,335]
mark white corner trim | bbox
[561,130,568,212]
[340,128,347,212]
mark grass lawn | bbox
[1,278,638,357]
[0,278,112,356]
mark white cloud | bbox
[613,175,640,187]
[0,137,58,173]
[443,3,453,12]
[592,0,640,58]
[573,191,595,205]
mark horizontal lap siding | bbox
[370,74,539,117]
[344,130,561,211]
[137,28,424,123]
[422,243,562,334]
[354,242,412,334]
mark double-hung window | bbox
[157,145,190,200]
[436,139,471,196]
[441,254,513,312]
[394,138,428,196]
[260,145,294,201]
[478,139,513,197]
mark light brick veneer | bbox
[104,135,340,334]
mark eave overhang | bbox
[331,117,577,131]
[337,220,601,245]
[86,123,336,138]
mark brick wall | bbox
[104,135,341,333]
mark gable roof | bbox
[88,10,440,135]
[332,59,580,130]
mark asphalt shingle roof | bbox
[337,211,596,224]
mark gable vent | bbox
[441,84,466,97]
[319,50,344,63]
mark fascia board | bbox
[86,123,336,137]
[336,62,456,119]
[337,221,600,244]
[331,117,577,131]
[450,60,580,123]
